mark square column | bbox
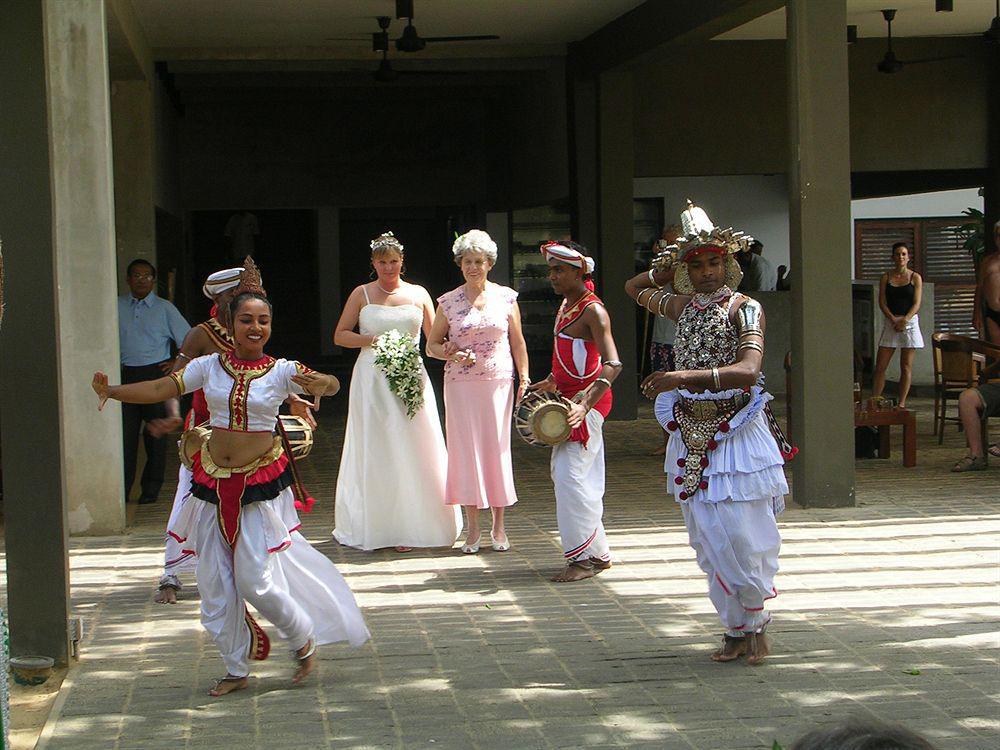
[786,0,856,506]
[1,0,124,664]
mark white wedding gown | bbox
[333,303,462,550]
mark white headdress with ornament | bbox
[655,200,749,294]
[202,267,244,300]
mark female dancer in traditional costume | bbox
[626,201,790,665]
[152,268,317,604]
[93,261,369,695]
[333,232,461,551]
[427,230,529,553]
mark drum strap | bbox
[276,419,316,513]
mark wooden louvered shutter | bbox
[922,219,976,335]
[854,221,919,280]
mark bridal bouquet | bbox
[372,329,425,419]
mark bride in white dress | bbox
[333,232,462,551]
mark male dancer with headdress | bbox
[530,241,623,582]
[153,268,316,603]
[625,201,791,665]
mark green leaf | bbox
[773,741,784,750]
[902,668,921,675]
[484,603,492,609]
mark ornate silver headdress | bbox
[370,231,404,254]
[652,200,749,294]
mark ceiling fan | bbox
[367,16,476,83]
[876,9,964,74]
[393,0,499,53]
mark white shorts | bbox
[879,315,924,349]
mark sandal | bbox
[490,532,510,552]
[710,635,746,662]
[951,455,987,472]
[989,443,1000,458]
[461,534,482,554]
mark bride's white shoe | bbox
[490,532,510,552]
[461,533,482,554]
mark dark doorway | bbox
[338,206,475,305]
[188,209,320,362]
[155,207,185,307]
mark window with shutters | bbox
[854,217,975,334]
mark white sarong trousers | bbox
[681,497,780,636]
[551,410,610,562]
[162,464,197,577]
[192,493,370,678]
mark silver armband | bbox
[605,360,623,369]
[647,269,662,288]
[711,367,721,390]
[736,298,764,339]
[738,340,764,355]
[636,288,655,309]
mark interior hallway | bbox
[8,400,1000,750]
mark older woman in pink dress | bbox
[427,230,530,554]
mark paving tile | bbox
[11,399,999,749]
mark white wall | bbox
[633,175,791,270]
[851,188,983,222]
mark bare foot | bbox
[746,631,771,666]
[588,557,612,573]
[154,586,178,604]
[710,635,746,662]
[208,675,248,697]
[292,640,316,684]
[550,561,597,582]
[394,546,413,553]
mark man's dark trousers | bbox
[121,363,168,502]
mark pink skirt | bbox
[444,379,518,508]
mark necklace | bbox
[376,281,400,296]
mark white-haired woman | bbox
[427,230,529,553]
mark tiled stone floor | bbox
[9,399,1000,749]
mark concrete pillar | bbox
[984,42,1000,254]
[786,0,855,507]
[597,69,637,420]
[111,79,156,285]
[0,0,70,664]
[46,0,126,534]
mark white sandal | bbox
[490,532,510,552]
[461,533,481,554]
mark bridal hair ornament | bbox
[655,199,749,294]
[370,231,404,255]
[232,256,267,298]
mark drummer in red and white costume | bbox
[529,241,623,582]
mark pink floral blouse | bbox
[437,284,518,382]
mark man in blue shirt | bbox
[118,259,190,504]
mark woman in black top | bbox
[871,242,924,408]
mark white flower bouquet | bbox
[372,328,425,419]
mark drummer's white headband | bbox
[540,242,596,274]
[202,267,244,299]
